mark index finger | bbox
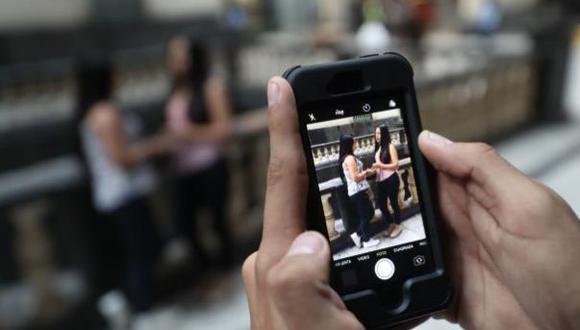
[258,77,308,269]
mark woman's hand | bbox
[242,77,363,330]
[419,131,580,330]
[142,130,178,155]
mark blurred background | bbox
[0,0,580,329]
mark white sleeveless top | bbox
[81,113,156,213]
[342,156,370,197]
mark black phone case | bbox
[283,53,453,329]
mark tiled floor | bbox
[135,122,580,330]
[134,273,250,330]
[333,214,426,260]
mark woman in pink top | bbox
[373,125,402,238]
[165,36,234,268]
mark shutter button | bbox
[374,258,395,280]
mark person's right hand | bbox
[419,131,580,330]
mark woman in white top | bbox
[338,135,380,249]
[77,56,172,313]
[373,125,402,238]
[164,37,234,268]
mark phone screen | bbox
[304,93,435,294]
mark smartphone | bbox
[283,53,452,328]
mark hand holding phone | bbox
[243,74,580,330]
[283,54,452,328]
[244,64,580,330]
[419,132,580,330]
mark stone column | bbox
[321,193,338,240]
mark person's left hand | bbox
[242,77,364,330]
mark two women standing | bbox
[78,36,235,316]
[338,125,402,249]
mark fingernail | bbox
[287,232,325,256]
[426,130,453,146]
[267,80,281,106]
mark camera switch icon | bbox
[413,255,426,266]
[362,103,371,112]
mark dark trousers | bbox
[377,174,401,226]
[173,158,232,267]
[106,197,159,313]
[350,191,374,242]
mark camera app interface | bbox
[306,97,430,281]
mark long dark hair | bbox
[374,125,392,163]
[338,135,355,184]
[75,55,113,122]
[188,40,211,123]
[189,41,209,91]
[73,55,114,199]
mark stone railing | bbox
[317,157,419,241]
[310,129,407,168]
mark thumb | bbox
[266,231,345,310]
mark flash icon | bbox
[308,113,316,121]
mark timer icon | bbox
[362,103,371,112]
